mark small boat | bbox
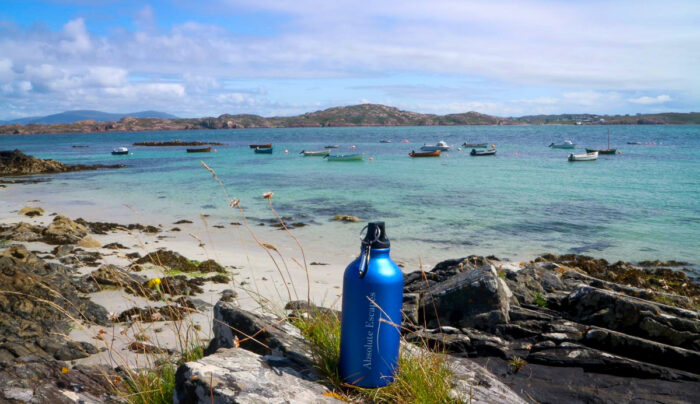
[627,141,642,145]
[568,151,598,162]
[187,147,211,153]
[325,153,364,162]
[249,143,272,149]
[586,129,617,154]
[380,140,392,143]
[409,150,441,157]
[549,140,575,149]
[470,149,496,156]
[462,143,487,148]
[111,147,129,155]
[254,147,273,154]
[324,145,339,149]
[300,149,330,156]
[420,140,450,152]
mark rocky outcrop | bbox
[18,206,44,217]
[0,357,116,403]
[420,265,511,331]
[0,245,108,361]
[43,215,88,245]
[403,254,700,403]
[177,299,526,404]
[0,149,124,176]
[74,218,160,234]
[136,249,224,273]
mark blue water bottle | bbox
[339,222,404,388]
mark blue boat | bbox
[254,147,273,154]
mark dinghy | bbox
[568,151,598,162]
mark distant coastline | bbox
[2,103,699,135]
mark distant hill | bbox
[2,104,699,135]
[513,112,700,125]
[1,110,178,125]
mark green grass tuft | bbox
[294,309,462,403]
[533,291,547,308]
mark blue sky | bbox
[0,0,698,119]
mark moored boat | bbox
[380,140,392,143]
[470,148,496,156]
[409,150,441,157]
[254,147,273,154]
[420,140,450,152]
[111,147,129,155]
[462,142,488,148]
[300,149,330,156]
[585,148,617,155]
[325,153,363,161]
[324,145,339,149]
[568,151,598,162]
[627,141,642,145]
[549,140,575,149]
[249,143,272,149]
[186,147,211,153]
[586,129,617,154]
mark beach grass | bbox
[293,308,461,403]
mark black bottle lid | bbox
[363,221,390,249]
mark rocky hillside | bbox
[514,112,700,125]
[0,104,515,135]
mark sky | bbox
[0,0,698,120]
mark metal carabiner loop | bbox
[357,225,381,278]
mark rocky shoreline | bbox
[0,149,124,177]
[0,206,698,403]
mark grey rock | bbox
[584,327,700,374]
[402,292,420,326]
[174,347,340,404]
[206,300,316,371]
[421,265,510,331]
[565,286,700,349]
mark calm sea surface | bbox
[2,125,699,265]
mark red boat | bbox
[409,150,441,157]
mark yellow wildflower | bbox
[147,278,162,289]
[61,367,69,374]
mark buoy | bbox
[285,149,289,154]
[618,151,622,155]
[457,147,462,151]
[491,144,496,148]
[214,149,218,153]
[444,153,448,158]
[514,152,518,157]
[350,145,356,149]
[369,157,373,161]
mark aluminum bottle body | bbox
[339,248,404,388]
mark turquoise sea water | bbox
[2,125,699,265]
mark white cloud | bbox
[59,18,91,54]
[0,2,698,118]
[628,95,672,105]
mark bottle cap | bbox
[363,221,390,249]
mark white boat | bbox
[300,149,330,156]
[568,151,598,162]
[420,140,450,152]
[111,147,129,155]
[549,140,576,149]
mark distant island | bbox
[2,104,699,135]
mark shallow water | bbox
[2,125,699,265]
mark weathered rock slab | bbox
[174,347,341,404]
